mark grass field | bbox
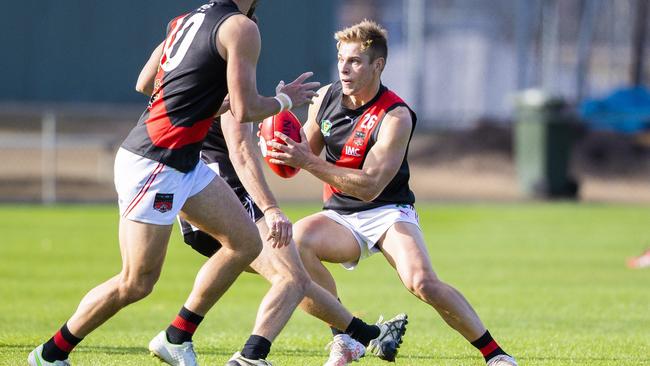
[1,203,649,365]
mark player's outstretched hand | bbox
[277,72,320,108]
[264,207,292,248]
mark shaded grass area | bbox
[1,203,649,365]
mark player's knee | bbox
[291,270,311,295]
[270,269,310,297]
[118,274,157,304]
[294,221,319,257]
[406,273,441,301]
[240,231,263,261]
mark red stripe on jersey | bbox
[145,88,214,149]
[160,14,188,66]
[53,331,74,353]
[147,13,213,150]
[323,90,405,200]
[171,315,199,333]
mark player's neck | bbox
[344,80,381,109]
[233,0,255,15]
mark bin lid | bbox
[516,89,566,109]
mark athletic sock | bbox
[471,330,509,363]
[165,306,204,344]
[241,334,272,360]
[41,323,83,362]
[345,317,380,346]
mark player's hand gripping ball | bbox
[260,110,301,178]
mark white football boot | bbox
[367,313,408,362]
[148,331,198,366]
[225,351,272,365]
[324,334,366,366]
[487,354,518,366]
[27,344,71,366]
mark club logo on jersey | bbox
[321,120,332,137]
[353,131,366,146]
[153,193,174,213]
[344,145,361,157]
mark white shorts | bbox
[114,148,217,225]
[319,204,420,270]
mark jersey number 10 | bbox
[161,13,206,72]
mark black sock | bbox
[41,323,83,362]
[166,306,204,344]
[330,298,345,336]
[345,317,380,347]
[241,334,272,360]
[471,330,508,362]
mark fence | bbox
[0,104,140,203]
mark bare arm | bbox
[217,15,320,123]
[269,106,413,202]
[221,111,292,248]
[135,42,164,96]
[302,84,331,156]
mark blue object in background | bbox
[580,87,650,133]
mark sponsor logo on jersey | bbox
[353,131,366,146]
[344,145,361,157]
[153,193,174,213]
[321,119,332,137]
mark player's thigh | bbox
[378,221,439,281]
[249,219,308,281]
[118,216,173,279]
[180,176,259,250]
[294,213,360,264]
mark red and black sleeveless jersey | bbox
[121,0,240,173]
[316,81,417,214]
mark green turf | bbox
[1,203,649,365]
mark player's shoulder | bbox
[315,83,333,104]
[385,105,411,120]
[318,83,333,96]
[308,83,333,118]
[219,13,258,38]
[166,13,189,33]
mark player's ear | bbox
[374,57,385,73]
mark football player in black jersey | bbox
[28,1,320,366]
[138,9,404,366]
[267,20,518,366]
[158,108,408,366]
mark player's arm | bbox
[135,42,164,96]
[217,15,320,123]
[269,106,413,202]
[221,110,292,248]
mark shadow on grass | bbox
[0,343,323,357]
[3,343,643,363]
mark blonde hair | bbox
[335,19,388,62]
